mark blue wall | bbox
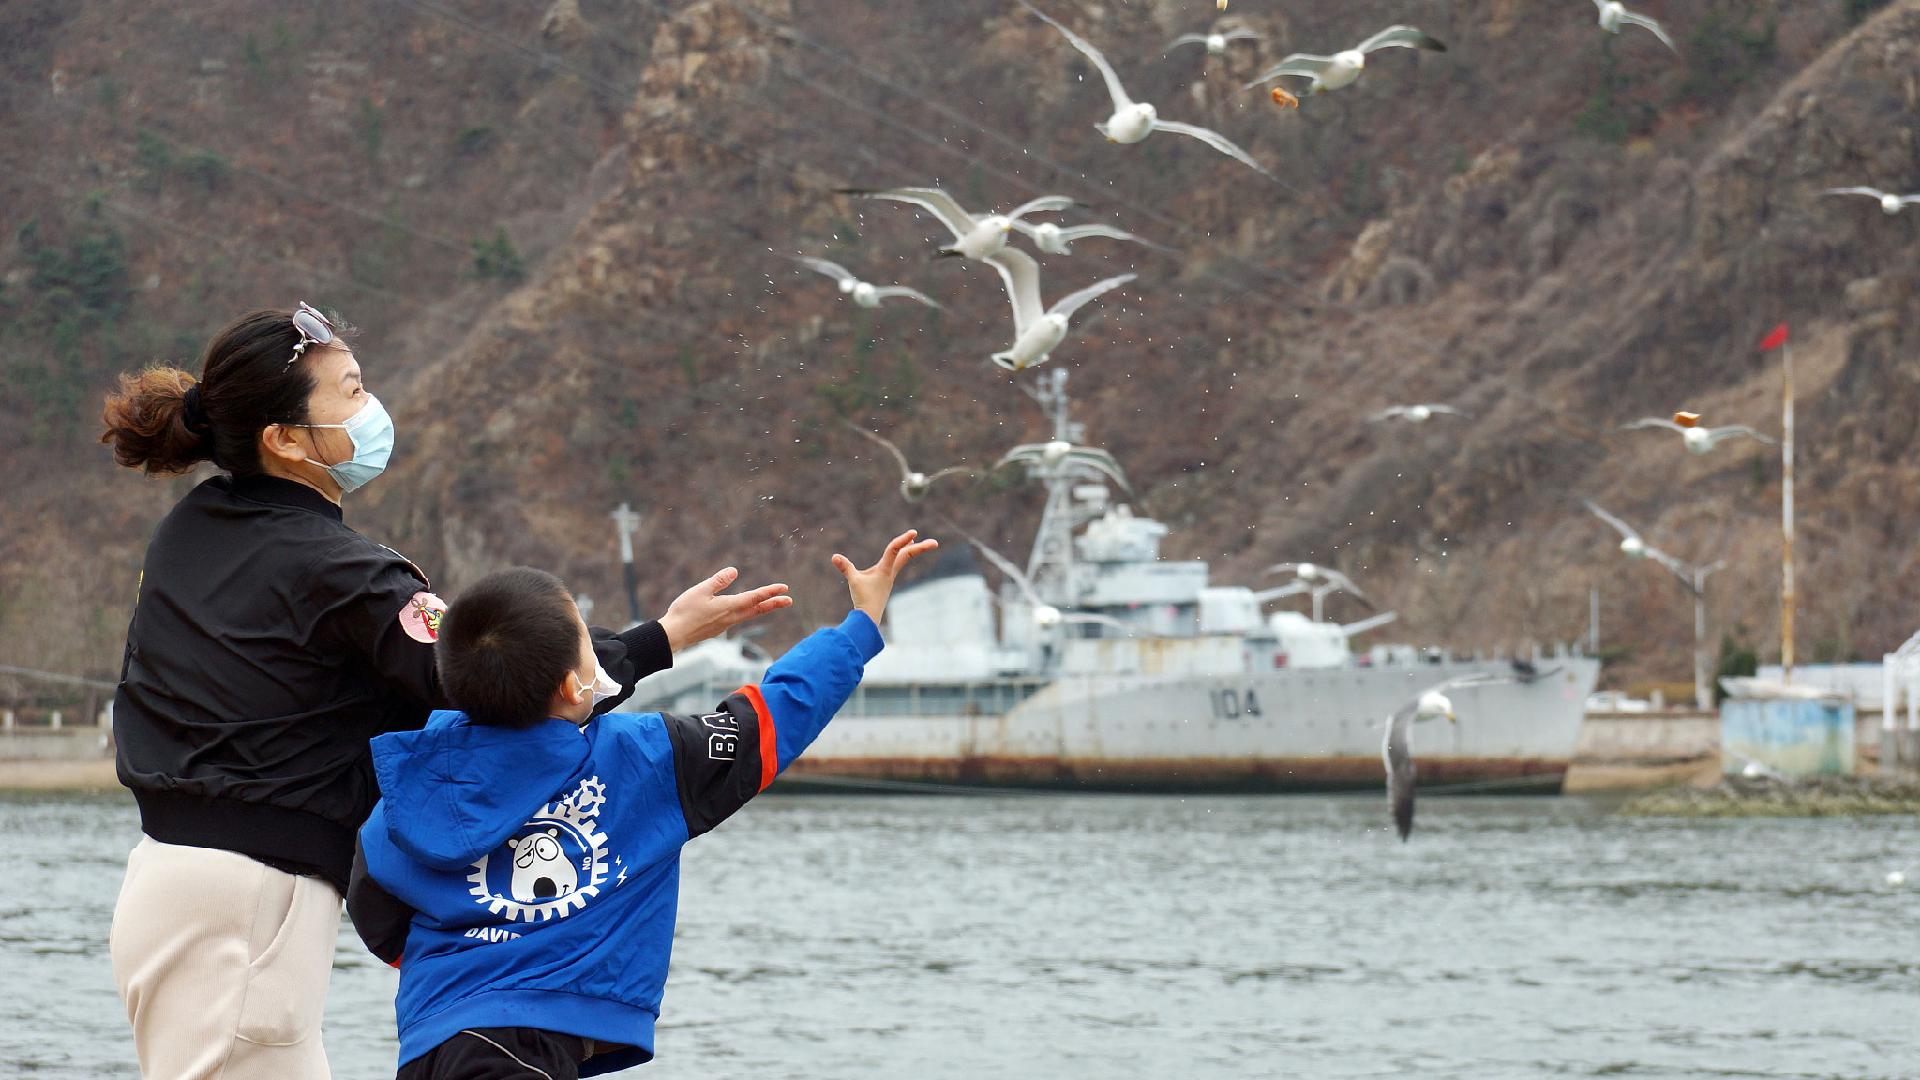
[1722,699,1855,777]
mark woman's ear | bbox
[258,422,306,467]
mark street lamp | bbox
[1583,500,1725,711]
[610,502,643,627]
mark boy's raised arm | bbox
[659,531,935,836]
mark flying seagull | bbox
[843,422,975,502]
[1166,28,1262,58]
[1263,562,1373,608]
[981,246,1134,371]
[1581,500,1701,595]
[1013,219,1161,257]
[793,257,943,310]
[1023,1,1275,179]
[842,186,1076,262]
[1371,403,1469,424]
[1244,25,1446,104]
[1592,1,1678,52]
[1622,414,1776,455]
[994,438,1133,495]
[1385,671,1553,840]
[1822,186,1920,216]
[963,531,1132,633]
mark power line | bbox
[31,91,467,253]
[8,163,446,312]
[0,664,117,691]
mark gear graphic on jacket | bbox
[465,775,612,922]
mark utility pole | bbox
[1780,339,1795,685]
[1589,585,1600,656]
[1690,562,1727,712]
[610,502,643,627]
[1761,322,1794,684]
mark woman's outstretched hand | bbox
[658,567,792,652]
[832,529,939,625]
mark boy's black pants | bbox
[397,1028,590,1080]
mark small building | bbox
[1718,678,1854,777]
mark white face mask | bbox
[575,661,623,708]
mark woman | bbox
[99,303,790,1078]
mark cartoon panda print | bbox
[507,827,579,902]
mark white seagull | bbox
[1023,1,1274,179]
[1263,561,1373,608]
[1244,25,1446,99]
[1822,186,1920,216]
[793,257,942,310]
[1581,500,1701,595]
[994,439,1133,495]
[1592,1,1678,52]
[964,532,1132,634]
[1013,219,1160,257]
[1371,403,1469,424]
[981,246,1134,371]
[1166,28,1262,58]
[1622,415,1776,455]
[1385,671,1550,840]
[843,422,975,502]
[842,186,1076,262]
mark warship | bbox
[628,369,1599,793]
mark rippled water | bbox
[4,790,1914,1078]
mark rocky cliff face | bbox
[3,0,1916,691]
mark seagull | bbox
[994,439,1133,495]
[1263,562,1373,608]
[1622,414,1776,455]
[1012,219,1160,257]
[963,532,1132,634]
[1244,25,1446,101]
[1022,1,1274,179]
[1385,671,1552,840]
[1592,1,1678,52]
[843,422,975,502]
[841,186,1076,262]
[793,257,943,310]
[1822,186,1920,216]
[1371,404,1469,424]
[1166,28,1262,57]
[981,246,1134,371]
[1581,500,1702,595]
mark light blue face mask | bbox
[295,394,395,494]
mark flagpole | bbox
[1781,340,1795,685]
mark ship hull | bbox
[650,658,1600,795]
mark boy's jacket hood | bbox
[370,710,591,869]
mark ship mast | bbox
[1020,368,1089,606]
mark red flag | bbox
[1758,322,1789,351]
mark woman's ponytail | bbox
[97,308,331,478]
[99,366,215,476]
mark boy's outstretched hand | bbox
[658,567,793,652]
[832,530,939,625]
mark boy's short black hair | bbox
[437,567,583,729]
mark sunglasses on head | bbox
[286,301,335,369]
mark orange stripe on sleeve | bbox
[736,684,777,792]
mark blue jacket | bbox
[348,610,883,1073]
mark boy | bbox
[347,529,937,1078]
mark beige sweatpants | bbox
[111,837,342,1079]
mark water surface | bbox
[3,791,1912,1078]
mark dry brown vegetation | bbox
[2,0,1916,699]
